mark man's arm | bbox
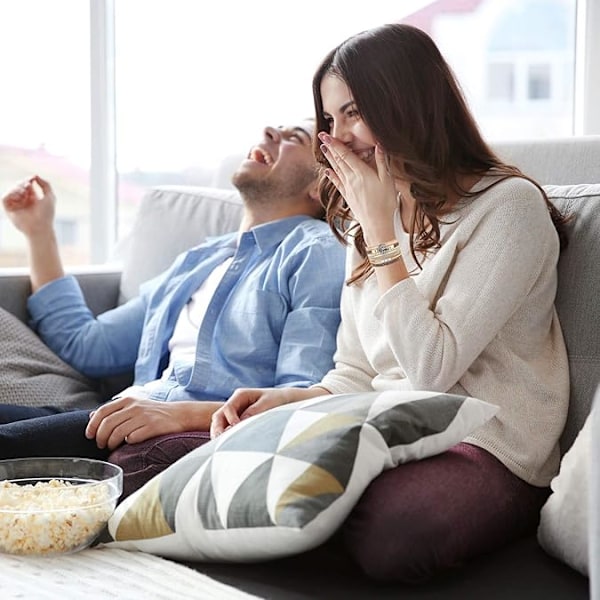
[2,175,64,291]
[86,392,224,450]
[27,276,147,378]
[2,176,149,378]
[273,225,346,387]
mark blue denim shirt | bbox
[28,216,345,402]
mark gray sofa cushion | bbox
[495,136,600,186]
[546,183,600,453]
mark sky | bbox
[0,0,434,171]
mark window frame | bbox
[90,0,117,264]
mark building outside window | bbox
[488,62,516,101]
[528,64,552,100]
[403,0,576,141]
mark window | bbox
[55,219,79,247]
[0,0,90,267]
[112,1,432,240]
[401,0,577,141]
[0,0,593,269]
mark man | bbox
[0,119,345,461]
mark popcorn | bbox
[0,479,115,556]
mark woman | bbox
[211,24,570,583]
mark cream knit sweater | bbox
[319,176,569,486]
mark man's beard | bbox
[231,173,279,204]
[232,166,316,206]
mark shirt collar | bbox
[242,215,317,252]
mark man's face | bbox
[231,120,317,201]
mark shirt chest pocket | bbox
[214,289,288,364]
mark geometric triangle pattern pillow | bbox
[104,391,498,562]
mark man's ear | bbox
[306,181,326,219]
[307,180,320,204]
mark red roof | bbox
[401,0,483,34]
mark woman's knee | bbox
[340,443,544,583]
[342,485,455,582]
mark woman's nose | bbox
[330,121,352,143]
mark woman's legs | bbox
[341,442,549,583]
[0,409,109,460]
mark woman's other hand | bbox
[210,386,328,438]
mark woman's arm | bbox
[376,185,559,392]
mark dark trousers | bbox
[0,405,109,460]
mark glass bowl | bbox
[0,457,123,556]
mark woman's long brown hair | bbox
[312,24,568,285]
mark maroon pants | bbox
[110,437,549,583]
[340,442,550,582]
[108,431,211,500]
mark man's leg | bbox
[109,431,212,499]
[0,403,63,424]
[341,442,549,583]
[0,409,109,460]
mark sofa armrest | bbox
[0,266,131,399]
[75,268,123,315]
[0,266,122,323]
[0,270,31,322]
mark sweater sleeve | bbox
[372,183,560,392]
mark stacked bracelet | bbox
[366,239,402,267]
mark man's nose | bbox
[264,126,281,142]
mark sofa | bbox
[0,136,598,599]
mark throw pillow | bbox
[537,396,596,576]
[0,307,102,410]
[104,390,498,562]
[117,186,243,303]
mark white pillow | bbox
[104,390,497,562]
[117,186,243,303]
[537,405,592,575]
